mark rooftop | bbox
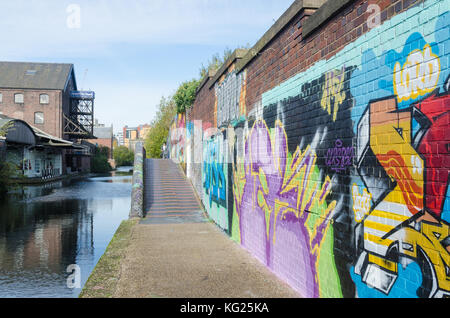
[0,61,75,90]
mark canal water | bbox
[0,167,133,298]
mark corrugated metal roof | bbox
[0,114,73,146]
[0,61,73,90]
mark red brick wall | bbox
[0,88,62,138]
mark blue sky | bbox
[0,0,294,133]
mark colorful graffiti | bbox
[215,69,247,128]
[167,0,449,299]
[321,66,346,121]
[170,113,186,166]
[202,135,231,231]
[232,120,340,297]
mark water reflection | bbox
[0,168,132,297]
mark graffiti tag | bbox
[394,44,440,102]
[325,139,354,172]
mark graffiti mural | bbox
[215,69,247,128]
[167,0,449,299]
[170,113,186,166]
[202,132,234,233]
[350,6,450,298]
[232,119,338,297]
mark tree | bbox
[144,96,176,158]
[91,146,112,173]
[0,121,21,194]
[173,79,200,114]
[113,146,135,167]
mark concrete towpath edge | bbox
[79,218,139,298]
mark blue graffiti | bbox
[203,140,227,208]
[350,262,423,298]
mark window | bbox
[40,94,49,104]
[14,93,24,104]
[35,159,41,174]
[34,112,44,124]
[0,93,2,103]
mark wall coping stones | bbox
[235,0,327,73]
[196,69,217,95]
[302,0,357,38]
[208,49,249,89]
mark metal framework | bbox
[64,91,95,139]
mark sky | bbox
[0,0,294,134]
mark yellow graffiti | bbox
[393,44,440,103]
[401,220,450,297]
[359,97,450,297]
[321,67,346,121]
[352,184,372,223]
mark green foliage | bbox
[143,45,250,160]
[198,45,250,79]
[113,146,135,167]
[173,79,200,114]
[92,146,112,173]
[144,96,176,159]
[199,47,234,78]
[0,121,13,137]
[0,161,22,194]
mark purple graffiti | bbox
[325,139,354,172]
[234,120,335,298]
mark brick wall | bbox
[0,89,62,138]
[170,0,450,298]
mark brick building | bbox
[86,120,114,159]
[0,61,95,175]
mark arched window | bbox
[34,112,44,124]
[14,93,24,104]
[40,94,49,104]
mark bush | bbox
[113,146,135,167]
[0,161,22,194]
[92,146,112,173]
[173,79,199,114]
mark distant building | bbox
[138,124,151,140]
[122,124,151,151]
[86,120,114,159]
[115,131,124,146]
